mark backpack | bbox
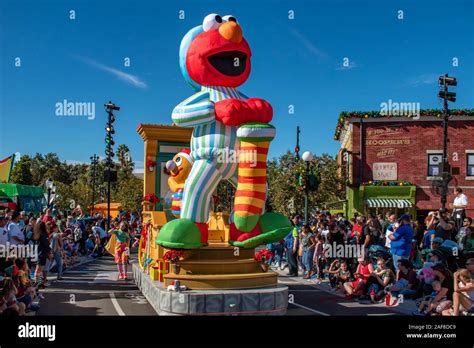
[284,232,294,249]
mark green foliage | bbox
[10,155,33,185]
[266,151,345,217]
[9,144,143,214]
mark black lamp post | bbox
[438,74,457,208]
[295,126,301,161]
[90,154,99,216]
[302,151,314,224]
[104,101,120,230]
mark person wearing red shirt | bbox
[42,209,53,224]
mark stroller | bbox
[429,245,462,273]
[367,245,393,270]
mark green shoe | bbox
[156,218,204,249]
[229,212,292,249]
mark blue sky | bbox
[1,0,473,169]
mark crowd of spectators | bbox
[0,207,141,316]
[266,199,474,316]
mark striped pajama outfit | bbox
[171,86,244,223]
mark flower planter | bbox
[172,263,181,275]
[260,263,269,272]
[142,202,154,211]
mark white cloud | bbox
[405,73,439,86]
[75,56,148,89]
[288,28,328,60]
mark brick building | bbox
[334,111,474,220]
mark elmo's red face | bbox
[186,16,252,88]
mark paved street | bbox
[36,255,414,316]
[36,256,156,316]
[278,269,411,316]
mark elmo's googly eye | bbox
[222,15,238,23]
[203,13,223,31]
[175,156,182,165]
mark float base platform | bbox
[132,261,288,315]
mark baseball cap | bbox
[433,237,444,244]
[398,214,411,223]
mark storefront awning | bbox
[366,198,413,208]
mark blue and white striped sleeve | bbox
[172,91,215,127]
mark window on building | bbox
[428,153,443,176]
[467,153,474,177]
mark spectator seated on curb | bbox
[442,268,474,316]
[343,255,374,299]
[413,280,446,316]
[324,259,350,292]
[416,263,454,315]
[363,257,395,301]
[13,259,39,312]
[0,277,26,316]
[85,234,99,258]
[387,259,418,299]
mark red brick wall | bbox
[350,119,474,216]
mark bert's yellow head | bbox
[165,149,193,192]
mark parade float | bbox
[133,13,291,315]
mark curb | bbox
[32,255,103,316]
[274,267,417,315]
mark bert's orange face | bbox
[186,14,252,87]
[166,152,193,192]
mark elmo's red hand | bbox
[215,98,273,126]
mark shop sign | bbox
[373,162,397,181]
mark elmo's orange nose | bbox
[218,21,243,43]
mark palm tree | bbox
[116,144,134,174]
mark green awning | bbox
[366,198,413,208]
[0,183,44,197]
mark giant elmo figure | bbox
[156,13,292,249]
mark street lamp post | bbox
[295,126,301,161]
[45,178,54,209]
[104,101,120,230]
[90,154,99,216]
[438,74,457,208]
[302,151,313,224]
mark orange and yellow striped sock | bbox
[234,123,275,232]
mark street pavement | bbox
[277,267,415,316]
[35,255,415,316]
[36,255,157,316]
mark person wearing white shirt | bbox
[92,225,108,255]
[92,225,107,239]
[453,187,468,234]
[7,211,25,245]
[384,214,397,249]
[0,216,8,246]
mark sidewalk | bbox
[274,267,417,315]
[27,254,102,316]
[46,254,97,277]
